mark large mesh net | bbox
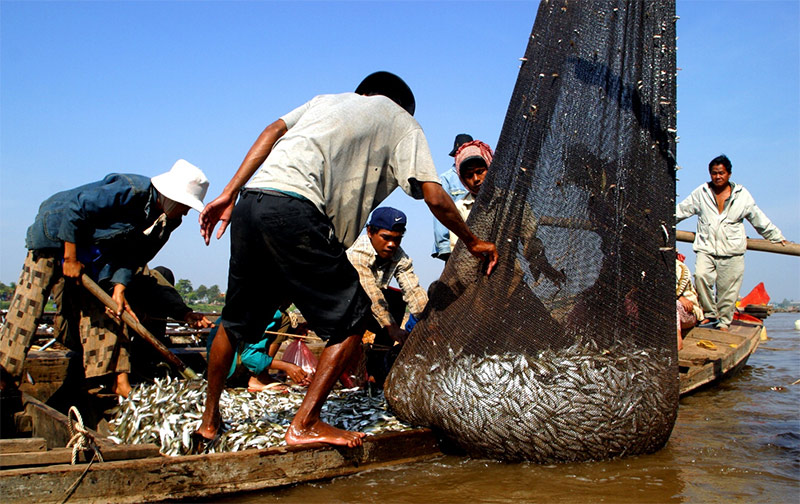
[385,0,678,463]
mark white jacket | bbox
[676,182,784,256]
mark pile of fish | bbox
[108,376,413,456]
[386,339,677,462]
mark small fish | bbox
[109,375,413,456]
[386,338,676,463]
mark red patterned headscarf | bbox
[454,140,493,192]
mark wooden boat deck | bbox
[0,392,442,504]
[678,320,763,397]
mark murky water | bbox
[222,314,800,503]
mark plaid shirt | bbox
[346,234,428,328]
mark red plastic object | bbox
[733,311,763,323]
[738,282,770,308]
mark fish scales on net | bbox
[108,376,413,456]
[387,339,677,463]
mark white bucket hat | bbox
[150,159,209,213]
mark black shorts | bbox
[220,190,371,346]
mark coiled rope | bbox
[60,406,104,504]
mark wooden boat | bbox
[0,327,442,503]
[678,319,764,397]
[0,383,442,504]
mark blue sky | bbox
[1,1,798,302]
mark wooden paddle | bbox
[80,274,199,380]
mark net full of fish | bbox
[386,339,676,463]
[108,376,413,456]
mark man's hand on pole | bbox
[111,283,139,323]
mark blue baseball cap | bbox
[368,207,407,232]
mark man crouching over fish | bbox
[196,71,498,449]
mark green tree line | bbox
[0,282,16,303]
[174,279,224,305]
[0,280,224,310]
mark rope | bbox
[66,406,104,465]
[59,406,104,504]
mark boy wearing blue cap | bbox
[347,207,428,348]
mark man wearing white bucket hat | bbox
[0,160,211,397]
[196,71,498,451]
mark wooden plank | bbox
[0,429,442,504]
[169,347,207,357]
[0,444,161,469]
[22,394,116,450]
[19,350,78,404]
[0,438,47,454]
[21,350,74,382]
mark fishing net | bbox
[385,0,678,462]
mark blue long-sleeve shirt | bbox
[431,166,468,258]
[25,173,180,286]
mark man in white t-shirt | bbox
[194,72,498,450]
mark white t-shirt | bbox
[247,93,440,248]
[450,193,475,251]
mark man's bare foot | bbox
[718,326,729,332]
[248,374,286,392]
[285,420,366,448]
[112,372,132,398]
[195,410,222,441]
[195,405,222,441]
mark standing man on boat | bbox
[196,71,498,449]
[676,154,786,331]
[0,161,211,397]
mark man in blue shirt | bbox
[0,160,210,397]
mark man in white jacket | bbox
[676,155,786,331]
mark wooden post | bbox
[676,230,799,257]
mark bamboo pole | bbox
[80,274,199,380]
[676,230,799,257]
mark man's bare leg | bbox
[286,333,366,447]
[196,324,235,440]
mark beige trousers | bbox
[694,252,745,329]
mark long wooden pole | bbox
[676,230,800,257]
[80,274,199,380]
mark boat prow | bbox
[678,319,763,397]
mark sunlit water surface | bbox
[219,313,800,503]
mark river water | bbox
[223,313,800,503]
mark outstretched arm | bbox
[199,119,288,244]
[421,182,498,275]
